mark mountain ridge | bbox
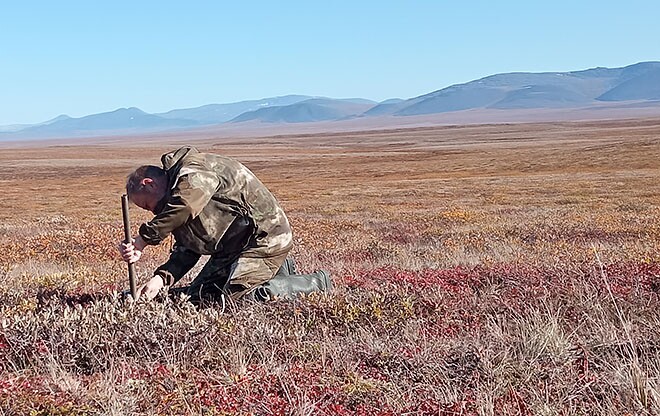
[3,61,660,139]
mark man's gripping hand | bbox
[118,235,147,264]
[137,275,165,301]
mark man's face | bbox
[129,177,167,214]
[130,191,161,214]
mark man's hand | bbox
[118,235,147,264]
[136,275,165,301]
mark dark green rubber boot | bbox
[275,257,298,277]
[254,270,332,301]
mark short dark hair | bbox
[126,165,167,196]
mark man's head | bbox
[126,165,168,213]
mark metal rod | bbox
[121,194,138,299]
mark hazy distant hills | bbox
[16,107,198,137]
[156,95,314,123]
[231,98,376,123]
[597,65,660,101]
[3,61,660,139]
[0,114,71,133]
[368,61,660,116]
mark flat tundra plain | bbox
[1,118,660,415]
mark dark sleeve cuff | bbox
[153,245,201,286]
[139,222,165,245]
[154,271,173,286]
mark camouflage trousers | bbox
[173,250,290,304]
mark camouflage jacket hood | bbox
[161,146,196,172]
[138,146,293,284]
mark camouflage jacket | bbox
[138,146,293,285]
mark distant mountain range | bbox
[0,114,71,133]
[155,95,315,123]
[369,61,660,116]
[231,98,376,123]
[3,61,660,139]
[16,108,198,137]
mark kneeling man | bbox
[118,146,331,304]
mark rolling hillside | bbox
[3,61,660,139]
[230,98,376,123]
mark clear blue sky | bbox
[1,0,658,125]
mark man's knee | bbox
[225,253,289,300]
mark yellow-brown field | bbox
[1,118,660,415]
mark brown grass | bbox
[1,118,660,415]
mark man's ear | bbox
[140,178,155,190]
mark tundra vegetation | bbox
[1,119,660,415]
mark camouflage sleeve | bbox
[153,244,201,286]
[139,164,220,245]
